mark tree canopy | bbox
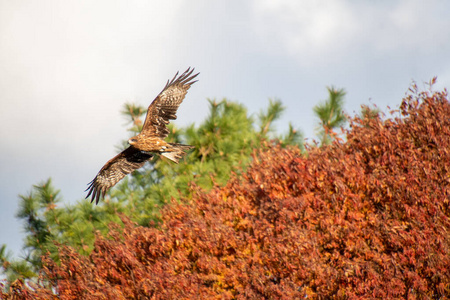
[2,85,449,298]
[313,86,347,146]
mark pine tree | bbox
[1,179,61,282]
[0,245,35,284]
[313,86,346,145]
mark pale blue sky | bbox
[1,0,449,259]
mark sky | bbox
[1,0,449,260]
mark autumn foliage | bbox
[3,87,450,299]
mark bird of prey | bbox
[86,68,199,204]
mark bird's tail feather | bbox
[161,143,194,164]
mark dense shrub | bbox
[2,87,449,299]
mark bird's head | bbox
[128,136,138,146]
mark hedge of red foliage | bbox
[3,87,450,299]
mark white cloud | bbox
[380,0,447,52]
[250,0,358,63]
[250,0,450,65]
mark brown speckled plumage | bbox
[86,68,198,204]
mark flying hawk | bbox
[86,68,199,204]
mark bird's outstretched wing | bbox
[86,147,153,204]
[141,68,199,138]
